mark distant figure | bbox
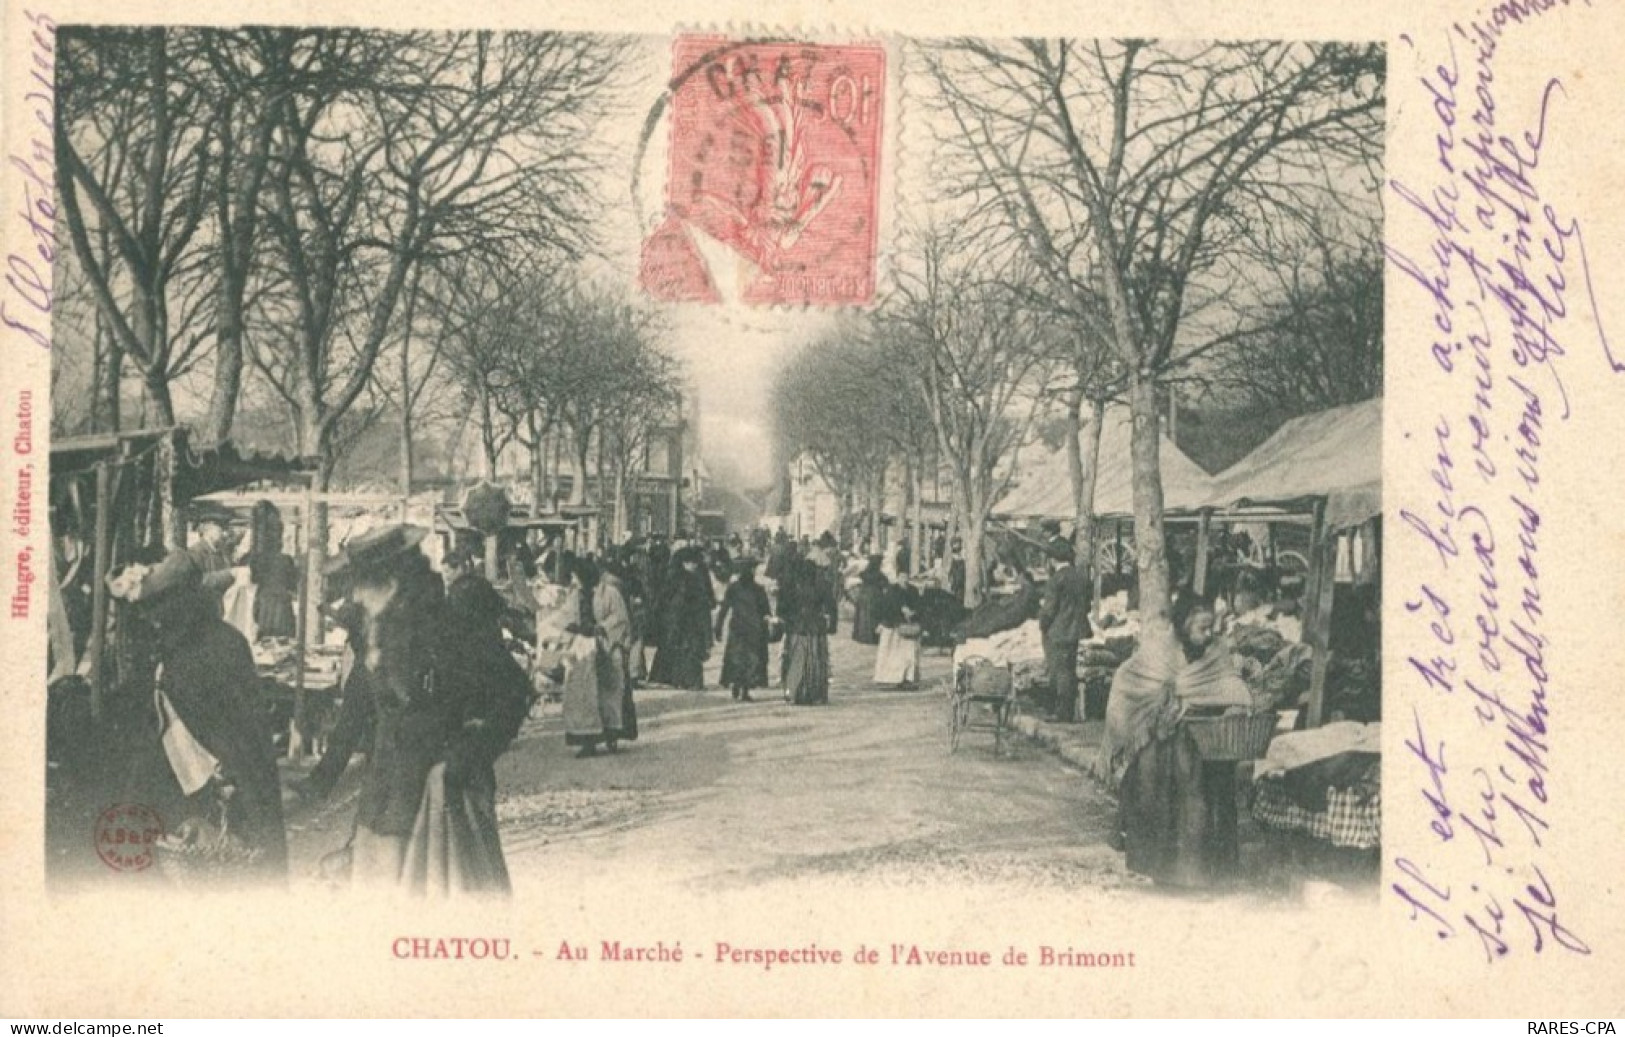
[848,555,886,645]
[780,557,836,706]
[871,581,921,689]
[249,500,298,640]
[714,559,772,701]
[443,543,506,645]
[1039,540,1092,723]
[649,546,714,689]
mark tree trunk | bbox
[145,372,177,427]
[398,374,414,501]
[613,465,628,543]
[1128,372,1173,649]
[202,270,247,445]
[478,385,499,480]
[908,453,925,577]
[961,489,987,607]
[529,432,547,518]
[1073,396,1105,578]
[570,428,591,506]
[397,276,420,500]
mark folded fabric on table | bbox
[1252,776,1381,850]
[1274,751,1379,813]
[1259,721,1381,776]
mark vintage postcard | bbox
[1,0,1622,1018]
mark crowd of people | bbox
[75,486,1338,899]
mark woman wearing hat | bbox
[323,525,530,895]
[108,550,287,885]
[713,558,772,701]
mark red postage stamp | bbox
[94,803,165,873]
[640,36,885,306]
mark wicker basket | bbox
[154,813,264,887]
[1180,712,1278,761]
[958,658,1013,699]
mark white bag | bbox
[155,682,221,796]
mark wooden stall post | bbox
[1193,510,1212,597]
[87,460,112,723]
[1303,498,1338,728]
[289,478,314,760]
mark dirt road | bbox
[287,633,1139,896]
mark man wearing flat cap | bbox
[1039,538,1092,723]
[187,502,239,616]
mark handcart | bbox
[948,655,1019,755]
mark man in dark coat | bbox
[1039,540,1093,723]
[186,503,239,617]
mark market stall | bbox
[1193,399,1384,875]
[48,428,318,722]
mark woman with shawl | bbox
[318,526,529,895]
[561,557,632,757]
[1098,592,1251,888]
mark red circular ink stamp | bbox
[639,35,886,307]
[94,803,165,872]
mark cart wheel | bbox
[948,695,966,753]
[993,702,1008,756]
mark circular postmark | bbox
[636,35,886,312]
[94,803,165,873]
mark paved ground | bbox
[284,633,1143,896]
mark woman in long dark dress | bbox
[848,555,885,645]
[248,500,298,639]
[324,526,530,896]
[780,557,835,706]
[648,547,714,689]
[109,551,287,886]
[714,560,772,701]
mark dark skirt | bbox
[720,628,770,690]
[396,762,511,897]
[253,590,297,640]
[1116,729,1210,888]
[784,632,830,705]
[850,587,880,645]
[649,626,708,689]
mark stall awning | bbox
[1202,398,1381,531]
[435,505,576,533]
[997,405,1216,520]
[51,427,318,498]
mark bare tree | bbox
[56,27,214,428]
[882,227,1059,606]
[923,38,1384,637]
[243,29,627,627]
[1210,215,1383,419]
[771,331,895,542]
